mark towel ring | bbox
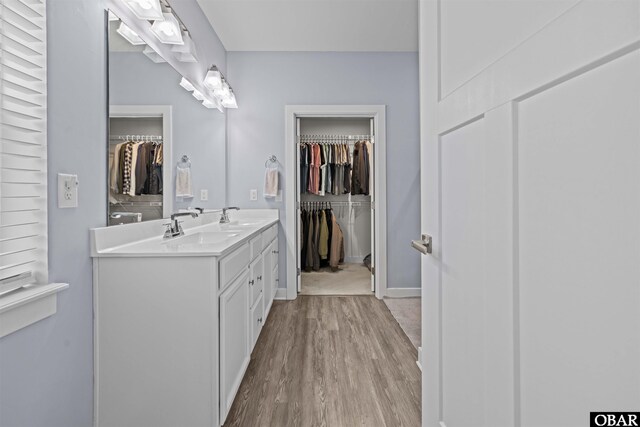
[179,154,191,167]
[265,155,277,168]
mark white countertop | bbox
[91,209,279,258]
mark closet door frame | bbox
[284,105,387,300]
[109,105,173,219]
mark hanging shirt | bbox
[318,210,329,260]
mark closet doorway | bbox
[285,106,387,299]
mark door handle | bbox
[411,234,432,255]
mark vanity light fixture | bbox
[150,11,184,45]
[179,77,195,92]
[172,31,198,62]
[116,22,146,45]
[123,0,164,21]
[221,91,238,109]
[203,66,222,91]
[213,80,231,101]
[143,46,166,63]
[192,89,205,101]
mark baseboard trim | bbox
[274,288,287,300]
[385,287,421,298]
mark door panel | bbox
[441,119,487,426]
[420,1,640,426]
[517,52,640,426]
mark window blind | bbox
[0,0,47,289]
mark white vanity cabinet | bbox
[92,213,279,427]
[263,238,279,318]
[219,268,250,423]
[218,223,278,425]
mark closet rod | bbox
[299,134,372,143]
[110,135,164,141]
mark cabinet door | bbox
[250,294,264,350]
[249,255,264,308]
[272,238,279,300]
[263,244,273,318]
[272,264,279,301]
[219,270,250,424]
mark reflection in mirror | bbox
[107,10,226,226]
[108,15,170,225]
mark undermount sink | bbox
[164,231,240,246]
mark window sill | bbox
[0,283,69,338]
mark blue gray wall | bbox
[0,1,227,426]
[0,1,106,426]
[109,52,226,210]
[226,52,421,289]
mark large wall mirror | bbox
[107,10,226,225]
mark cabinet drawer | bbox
[219,243,250,290]
[262,224,277,244]
[250,294,264,350]
[249,234,263,260]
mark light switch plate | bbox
[200,189,208,201]
[250,189,258,201]
[58,173,78,208]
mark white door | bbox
[419,1,640,426]
[296,117,302,293]
[370,117,375,292]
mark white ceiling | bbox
[195,0,419,52]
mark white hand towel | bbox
[263,167,278,198]
[176,166,193,198]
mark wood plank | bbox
[224,296,421,426]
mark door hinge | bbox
[297,268,301,276]
[371,267,375,275]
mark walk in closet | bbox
[297,117,374,295]
[107,105,172,226]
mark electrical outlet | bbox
[200,189,208,201]
[250,189,258,201]
[58,173,78,208]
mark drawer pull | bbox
[272,250,279,254]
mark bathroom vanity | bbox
[91,209,279,427]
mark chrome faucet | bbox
[219,207,240,224]
[163,212,198,239]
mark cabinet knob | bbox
[249,279,254,285]
[258,317,263,323]
[258,275,262,281]
[272,250,279,254]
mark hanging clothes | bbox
[329,211,345,271]
[351,140,371,195]
[110,140,163,196]
[299,205,345,272]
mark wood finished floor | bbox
[224,296,422,427]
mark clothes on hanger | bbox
[351,140,370,195]
[110,140,163,196]
[299,141,371,196]
[300,204,344,272]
